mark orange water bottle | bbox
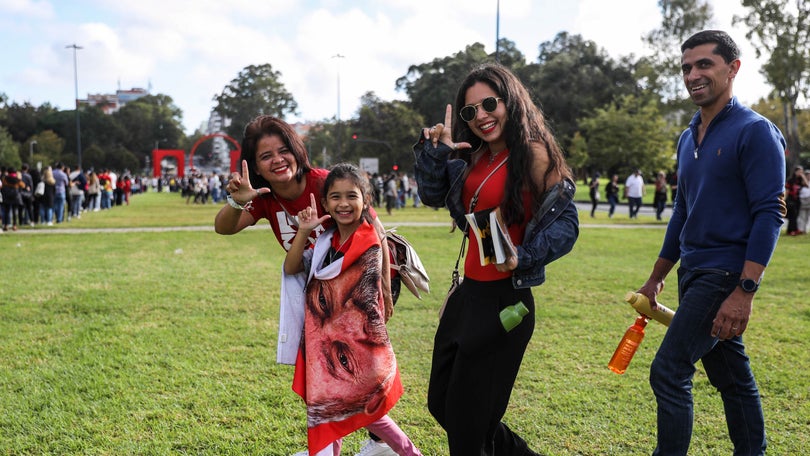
[608,315,648,374]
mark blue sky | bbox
[0,0,768,134]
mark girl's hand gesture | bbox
[422,104,472,152]
[225,160,271,205]
[297,193,331,233]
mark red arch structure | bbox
[189,133,241,174]
[152,149,185,177]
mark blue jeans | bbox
[655,199,666,220]
[39,205,53,223]
[608,194,618,217]
[53,193,66,223]
[628,197,642,218]
[650,268,766,456]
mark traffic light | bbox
[351,132,358,140]
[392,164,399,171]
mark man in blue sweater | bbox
[636,30,785,456]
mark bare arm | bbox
[214,203,256,234]
[283,193,330,275]
[214,159,269,234]
[638,256,676,312]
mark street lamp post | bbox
[332,53,345,163]
[495,0,501,63]
[66,43,83,169]
[29,140,37,164]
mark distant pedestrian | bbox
[624,169,644,218]
[588,172,600,217]
[605,174,620,218]
[654,171,668,220]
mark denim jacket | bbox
[413,136,579,289]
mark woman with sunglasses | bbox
[414,63,579,455]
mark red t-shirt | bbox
[462,153,529,281]
[247,168,377,251]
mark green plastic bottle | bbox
[500,302,529,332]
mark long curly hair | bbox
[451,63,571,226]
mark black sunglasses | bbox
[459,97,502,122]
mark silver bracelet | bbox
[226,194,251,211]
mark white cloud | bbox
[0,0,778,135]
[0,0,55,19]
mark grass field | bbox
[1,191,808,455]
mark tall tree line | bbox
[2,0,808,177]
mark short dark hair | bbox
[681,30,740,63]
[240,115,312,189]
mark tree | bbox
[79,106,126,169]
[40,106,128,170]
[39,110,83,166]
[26,130,64,167]
[115,94,185,162]
[566,132,590,178]
[734,0,810,172]
[493,38,529,69]
[0,126,20,168]
[396,43,493,125]
[524,32,640,150]
[300,122,335,168]
[345,92,424,172]
[82,143,106,169]
[579,95,676,178]
[213,64,299,139]
[641,0,714,104]
[105,144,140,173]
[753,96,810,165]
[0,101,59,143]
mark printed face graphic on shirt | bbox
[302,246,395,425]
[276,210,324,251]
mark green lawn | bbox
[1,191,807,455]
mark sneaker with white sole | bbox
[355,439,397,456]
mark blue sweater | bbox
[660,97,786,271]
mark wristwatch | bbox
[738,278,760,293]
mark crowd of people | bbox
[2,29,801,456]
[785,164,810,235]
[178,171,227,205]
[368,171,420,215]
[0,165,237,233]
[0,163,146,231]
[587,168,679,220]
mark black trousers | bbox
[428,277,539,455]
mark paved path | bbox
[4,220,666,236]
[2,200,673,235]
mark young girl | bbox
[217,115,399,455]
[283,163,421,456]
